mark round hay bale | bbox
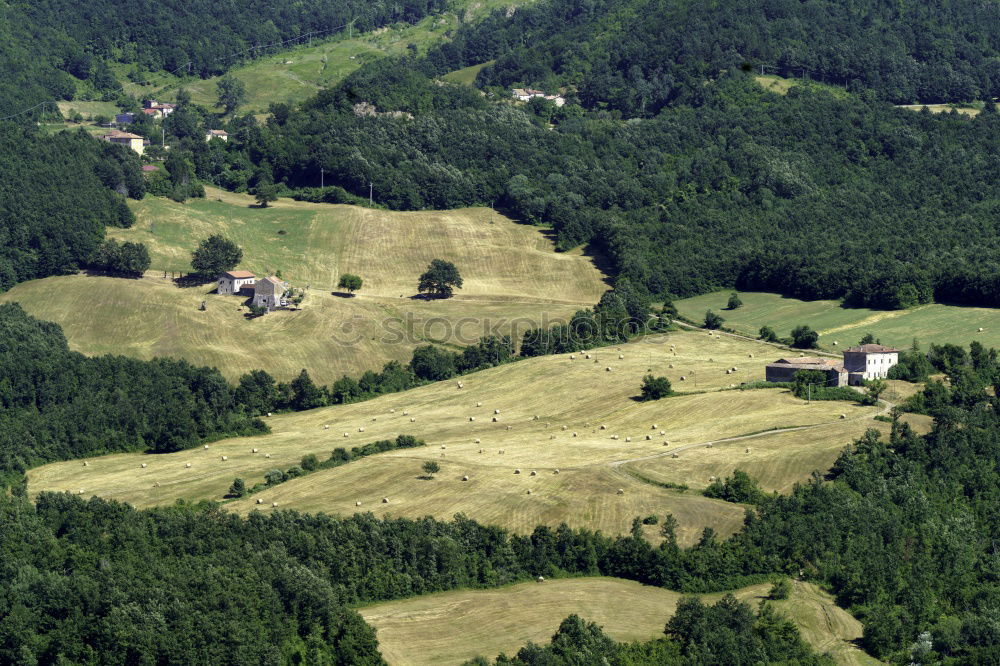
[726,369,732,375]
[645,434,652,440]
[264,454,271,459]
[625,437,632,442]
[475,438,481,444]
[266,412,272,417]
[390,408,396,413]
[372,417,377,422]
[441,445,447,449]
[457,382,464,389]
[572,432,577,437]
[410,417,416,422]
[382,497,389,503]
[324,425,330,430]
[530,470,537,476]
[680,376,686,381]
[356,501,362,506]
[506,425,512,431]
[252,448,259,453]
[706,442,713,448]
[185,463,192,468]
[748,353,754,358]
[256,498,263,504]
[141,463,147,468]
[745,447,751,453]
[344,432,349,437]
[668,363,674,369]
[537,576,545,583]
[605,366,612,372]
[494,409,501,414]
[651,424,658,429]
[403,411,409,416]
[561,425,567,430]
[358,427,365,432]
[78,489,85,495]
[272,502,278,508]
[526,489,532,495]
[469,416,475,422]
[553,469,560,474]
[570,355,575,360]
[514,469,521,474]
[462,475,469,481]
[618,354,624,359]
[709,476,716,482]
[616,488,624,495]
[612,434,619,440]
[660,430,665,435]
[479,449,484,453]
[671,452,679,458]
[82,461,88,467]
[732,367,738,372]
[204,445,209,450]
[600,424,607,430]
[585,354,592,359]
[979,327,985,332]
[221,455,228,461]
[832,341,838,346]
[477,401,482,407]
[492,416,498,422]
[840,413,847,419]
[532,415,539,421]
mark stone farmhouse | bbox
[217,270,256,295]
[100,129,145,155]
[206,129,228,142]
[766,344,899,387]
[252,276,288,312]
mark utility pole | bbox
[161,127,165,147]
[321,168,325,188]
[369,181,373,205]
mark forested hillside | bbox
[0,127,144,290]
[207,70,1000,308]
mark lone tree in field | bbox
[726,292,743,310]
[254,172,278,208]
[790,325,819,349]
[421,461,440,478]
[640,374,673,400]
[192,234,242,279]
[704,310,724,330]
[338,274,363,295]
[418,259,463,298]
[217,75,247,115]
[769,578,791,600]
[228,478,246,498]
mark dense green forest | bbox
[0,127,144,291]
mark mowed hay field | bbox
[2,189,606,382]
[677,290,1000,350]
[117,188,606,301]
[0,274,586,384]
[29,330,880,544]
[359,577,878,666]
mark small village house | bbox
[206,129,228,142]
[100,130,145,155]
[766,344,899,387]
[217,270,256,295]
[511,88,566,106]
[842,344,899,384]
[252,276,287,311]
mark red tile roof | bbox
[222,270,255,279]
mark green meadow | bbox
[677,290,1000,350]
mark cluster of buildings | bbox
[765,344,899,387]
[218,270,288,312]
[102,98,228,154]
[511,88,566,106]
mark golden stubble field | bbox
[1,189,607,382]
[29,330,882,545]
[358,577,879,666]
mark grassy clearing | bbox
[29,330,879,542]
[359,577,877,666]
[753,74,848,98]
[117,188,607,299]
[0,188,607,381]
[442,60,494,85]
[895,103,988,117]
[677,290,1000,351]
[139,0,532,114]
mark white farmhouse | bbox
[217,270,256,295]
[842,344,899,385]
[253,276,287,311]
